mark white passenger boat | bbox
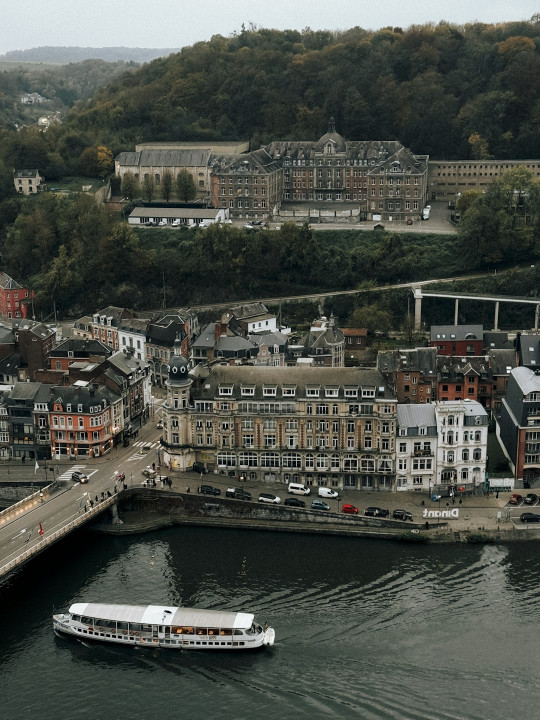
[53,602,275,651]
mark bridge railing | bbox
[0,481,57,524]
[0,494,117,579]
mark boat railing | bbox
[0,494,118,579]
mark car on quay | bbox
[364,507,389,517]
[393,509,413,521]
[524,493,538,505]
[284,497,305,508]
[342,503,359,515]
[72,471,88,484]
[198,484,221,496]
[318,487,339,499]
[509,494,523,505]
[520,512,540,523]
[226,487,252,501]
[258,493,281,504]
[311,499,329,511]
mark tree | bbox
[161,170,173,202]
[96,145,113,178]
[348,304,392,335]
[142,174,155,202]
[121,171,139,200]
[176,170,196,202]
[78,147,99,176]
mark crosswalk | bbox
[132,440,161,450]
[58,464,87,482]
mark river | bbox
[1,526,539,720]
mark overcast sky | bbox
[2,0,538,56]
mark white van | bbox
[288,482,310,496]
[318,487,338,499]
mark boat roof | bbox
[69,603,253,629]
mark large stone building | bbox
[160,357,397,492]
[428,159,540,201]
[114,119,429,222]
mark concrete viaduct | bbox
[413,287,540,332]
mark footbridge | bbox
[413,287,540,331]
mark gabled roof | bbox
[0,272,22,290]
[50,339,112,357]
[488,349,516,376]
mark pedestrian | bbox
[21,455,25,463]
[90,500,94,508]
[452,496,455,505]
[101,491,105,501]
[114,484,117,494]
[107,490,112,497]
[187,486,191,493]
[152,462,156,472]
[459,497,462,505]
[84,504,87,513]
[496,491,499,499]
[95,495,99,503]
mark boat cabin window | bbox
[172,626,194,635]
[141,624,153,633]
[98,620,116,630]
[233,629,244,636]
[72,615,81,622]
[81,616,93,625]
[219,629,232,636]
[129,623,142,632]
[208,628,219,636]
[117,622,129,631]
[196,628,207,635]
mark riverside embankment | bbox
[91,487,540,544]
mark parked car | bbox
[142,467,157,478]
[226,487,252,501]
[393,509,413,521]
[311,499,329,511]
[524,493,538,505]
[144,221,157,226]
[156,421,163,429]
[244,223,254,229]
[284,497,305,508]
[318,487,339,499]
[72,471,88,484]
[198,484,221,496]
[364,507,389,517]
[509,494,523,505]
[158,220,167,226]
[258,493,281,504]
[520,512,540,523]
[342,503,359,514]
[171,219,181,226]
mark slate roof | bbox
[50,339,112,357]
[397,404,437,428]
[116,149,211,168]
[377,348,438,374]
[517,334,540,367]
[488,349,516,376]
[0,352,21,376]
[194,366,393,400]
[49,383,119,410]
[510,366,540,396]
[430,325,483,341]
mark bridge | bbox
[412,287,540,331]
[0,464,122,582]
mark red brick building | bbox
[0,272,33,319]
[430,325,483,356]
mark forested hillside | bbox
[60,19,540,160]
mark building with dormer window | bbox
[160,364,397,492]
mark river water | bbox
[1,527,540,720]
